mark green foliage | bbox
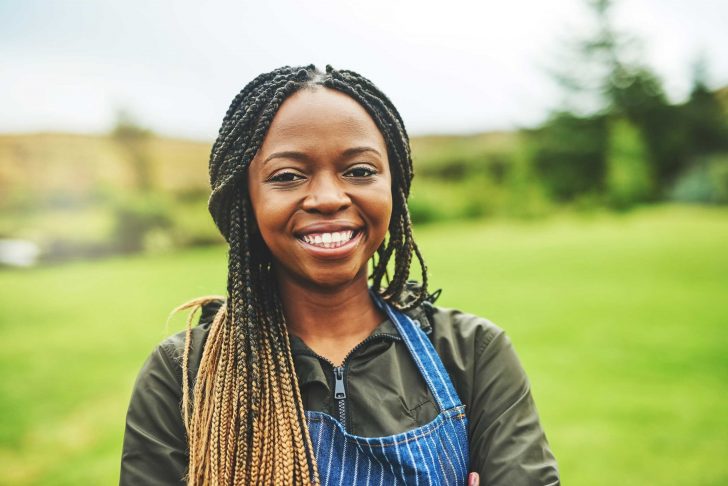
[167,197,225,247]
[408,178,481,224]
[417,151,512,183]
[612,68,692,188]
[406,127,553,223]
[606,117,653,208]
[410,132,519,173]
[111,194,173,254]
[681,66,728,157]
[712,156,728,202]
[1,206,727,484]
[529,112,608,201]
[408,132,542,223]
[669,154,728,204]
[538,0,728,201]
[407,196,443,225]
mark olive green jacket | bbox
[120,298,559,485]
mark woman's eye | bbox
[268,171,304,183]
[346,166,377,178]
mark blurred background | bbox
[1,0,726,484]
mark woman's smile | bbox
[296,228,364,258]
[300,230,356,249]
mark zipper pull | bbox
[333,366,346,399]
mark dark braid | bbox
[183,64,428,486]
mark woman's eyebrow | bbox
[262,146,382,165]
[262,151,311,165]
[341,146,382,158]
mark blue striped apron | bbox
[305,296,470,485]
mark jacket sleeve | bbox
[120,341,188,485]
[468,330,560,485]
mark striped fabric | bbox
[306,296,469,485]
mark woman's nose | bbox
[301,174,351,214]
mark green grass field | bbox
[1,205,726,485]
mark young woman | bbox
[120,65,559,485]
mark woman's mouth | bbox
[300,230,357,249]
[296,229,364,258]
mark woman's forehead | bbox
[261,87,386,148]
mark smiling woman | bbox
[247,88,393,299]
[119,65,559,485]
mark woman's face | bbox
[247,87,392,290]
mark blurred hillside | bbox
[0,133,210,209]
[0,132,219,262]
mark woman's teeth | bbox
[301,230,355,249]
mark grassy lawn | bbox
[0,205,726,485]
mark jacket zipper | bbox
[297,332,402,431]
[333,366,347,425]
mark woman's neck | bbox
[277,272,385,365]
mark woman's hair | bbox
[181,64,428,485]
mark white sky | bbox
[1,0,726,139]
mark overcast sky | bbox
[1,0,726,139]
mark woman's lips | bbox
[300,230,355,248]
[296,230,363,258]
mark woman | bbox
[120,65,559,485]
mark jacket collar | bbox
[288,296,434,357]
[289,317,404,394]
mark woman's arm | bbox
[468,329,560,485]
[120,342,188,485]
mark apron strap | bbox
[372,291,463,412]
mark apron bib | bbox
[306,295,469,485]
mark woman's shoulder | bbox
[399,286,506,362]
[413,302,512,374]
[122,301,223,485]
[403,292,531,414]
[151,298,223,378]
[419,302,504,351]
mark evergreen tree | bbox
[681,59,728,157]
[534,0,687,198]
[606,117,653,208]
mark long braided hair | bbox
[181,65,429,485]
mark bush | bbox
[668,153,728,204]
[111,194,173,253]
[529,113,608,201]
[408,198,443,225]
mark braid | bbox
[182,64,427,485]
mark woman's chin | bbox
[279,263,369,292]
[305,270,365,290]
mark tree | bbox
[606,117,653,208]
[535,0,687,197]
[681,58,728,157]
[531,112,608,201]
[112,109,154,192]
